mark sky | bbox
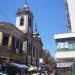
[0,0,68,57]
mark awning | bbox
[12,63,28,69]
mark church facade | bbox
[0,4,52,73]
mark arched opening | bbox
[20,17,24,26]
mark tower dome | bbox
[23,3,29,11]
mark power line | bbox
[0,9,10,22]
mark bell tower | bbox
[16,3,33,34]
[16,4,33,64]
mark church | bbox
[0,3,43,66]
[0,3,52,73]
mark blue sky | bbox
[0,0,68,57]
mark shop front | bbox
[56,62,73,75]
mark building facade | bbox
[0,4,43,66]
[65,0,75,32]
[0,4,53,73]
[54,33,75,75]
[54,0,75,75]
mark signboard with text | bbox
[39,58,43,64]
[57,62,73,68]
[23,41,28,54]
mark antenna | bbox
[34,17,38,33]
[25,1,28,4]
[22,0,28,5]
[35,22,38,32]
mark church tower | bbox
[16,4,33,64]
[16,3,33,34]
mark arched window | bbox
[20,17,24,26]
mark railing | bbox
[57,48,75,52]
[0,47,24,61]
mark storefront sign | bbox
[39,58,43,64]
[57,62,73,68]
[23,41,27,53]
